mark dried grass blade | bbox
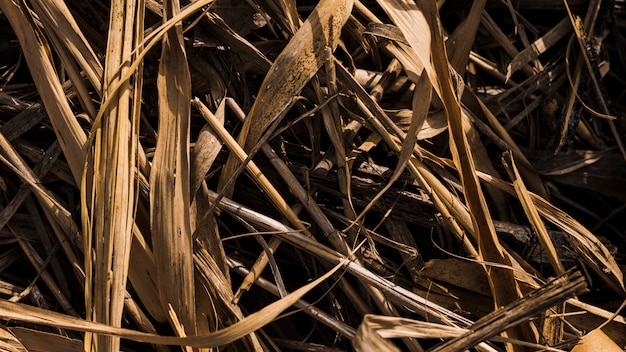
[128,226,168,323]
[477,171,625,294]
[463,91,548,198]
[219,0,353,193]
[0,140,61,236]
[0,259,347,348]
[351,73,431,224]
[228,256,357,341]
[150,0,196,335]
[353,315,402,352]
[10,327,82,352]
[431,270,587,352]
[425,0,534,346]
[195,244,265,351]
[221,99,361,302]
[502,151,565,275]
[446,0,486,75]
[193,98,317,302]
[353,314,467,352]
[505,17,571,80]
[335,62,480,260]
[0,0,87,183]
[0,134,83,279]
[563,4,626,162]
[377,0,499,250]
[375,0,434,86]
[11,226,77,317]
[207,189,474,326]
[191,101,224,197]
[28,0,104,96]
[254,0,300,35]
[0,326,30,352]
[87,0,215,149]
[191,100,228,280]
[462,112,511,221]
[194,184,230,280]
[25,13,98,118]
[84,0,144,349]
[319,51,357,224]
[192,98,308,235]
[556,1,601,152]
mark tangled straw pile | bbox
[0,0,625,351]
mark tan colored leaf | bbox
[505,18,571,80]
[477,170,625,293]
[0,327,27,352]
[351,73,431,224]
[150,0,196,336]
[28,0,104,96]
[502,151,565,275]
[191,100,225,197]
[10,327,81,352]
[0,260,346,349]
[253,0,300,35]
[0,0,87,183]
[420,258,491,297]
[445,0,486,75]
[353,314,467,352]
[241,0,352,151]
[571,329,623,352]
[375,0,434,86]
[377,0,535,347]
[83,0,144,350]
[218,0,353,193]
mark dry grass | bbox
[0,0,624,351]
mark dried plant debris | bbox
[0,0,625,351]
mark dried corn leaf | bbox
[463,91,548,198]
[417,0,533,346]
[0,1,624,351]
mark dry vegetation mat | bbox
[0,0,625,351]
